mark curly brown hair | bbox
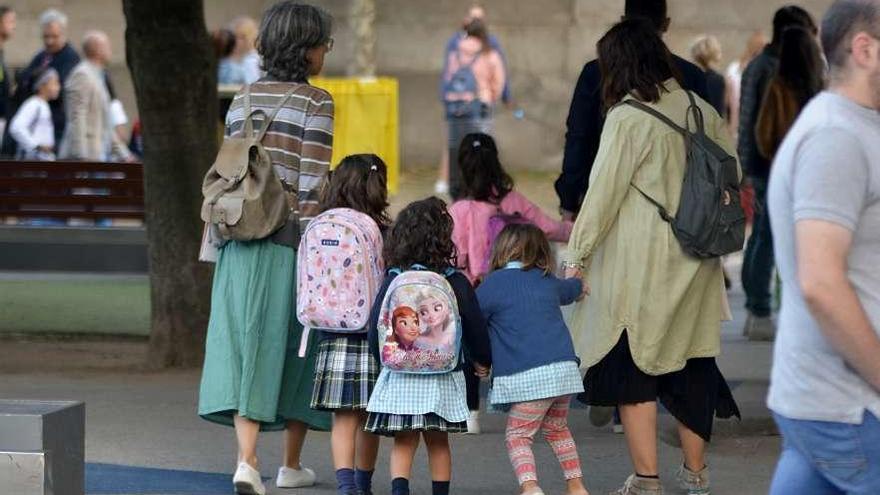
[319,154,391,228]
[384,197,457,271]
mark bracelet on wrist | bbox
[561,261,584,270]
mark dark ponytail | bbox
[456,133,513,204]
[319,153,391,228]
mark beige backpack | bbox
[201,85,299,241]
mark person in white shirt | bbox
[58,31,133,162]
[218,16,262,85]
[9,67,59,160]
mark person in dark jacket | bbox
[737,5,816,340]
[0,6,16,136]
[755,26,824,161]
[554,0,710,220]
[10,9,80,150]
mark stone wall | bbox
[5,0,832,171]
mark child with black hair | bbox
[366,197,492,495]
[449,132,573,286]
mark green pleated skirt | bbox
[198,239,330,432]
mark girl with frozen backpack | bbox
[366,197,492,495]
[300,154,391,495]
[477,223,590,495]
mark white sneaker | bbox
[465,410,481,434]
[434,180,449,194]
[233,462,266,495]
[276,465,317,488]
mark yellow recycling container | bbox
[311,77,400,193]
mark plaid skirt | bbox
[311,336,379,411]
[364,412,468,437]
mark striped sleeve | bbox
[298,95,334,231]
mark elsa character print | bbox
[414,291,455,351]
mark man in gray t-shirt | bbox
[766,2,880,493]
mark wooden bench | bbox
[0,160,144,222]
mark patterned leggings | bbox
[505,395,583,485]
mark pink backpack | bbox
[480,211,532,275]
[297,208,384,333]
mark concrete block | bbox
[0,400,85,495]
[0,451,49,495]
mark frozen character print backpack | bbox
[377,267,462,374]
[297,208,384,333]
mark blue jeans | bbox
[771,412,880,495]
[741,177,774,317]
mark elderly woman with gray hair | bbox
[197,3,335,494]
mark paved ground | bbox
[0,168,781,494]
[0,272,779,495]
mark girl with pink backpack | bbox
[448,132,573,433]
[301,154,390,495]
[449,133,574,286]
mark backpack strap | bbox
[619,91,706,224]
[255,86,301,142]
[683,90,706,136]
[241,85,264,138]
[454,49,480,70]
[391,265,456,277]
[240,84,300,141]
[621,98,688,136]
[622,91,705,138]
[630,182,674,224]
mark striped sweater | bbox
[225,80,334,246]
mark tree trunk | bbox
[350,0,377,77]
[123,0,217,367]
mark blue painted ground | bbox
[86,463,248,495]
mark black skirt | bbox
[579,332,741,442]
[364,412,468,437]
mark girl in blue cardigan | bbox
[476,224,590,495]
